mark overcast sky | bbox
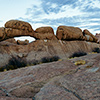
[0,0,100,41]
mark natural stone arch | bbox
[0,20,57,42]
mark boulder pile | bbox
[0,20,98,43]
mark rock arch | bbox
[0,20,57,42]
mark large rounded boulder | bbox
[5,20,34,32]
[34,27,57,40]
[56,26,83,40]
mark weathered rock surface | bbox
[5,38,17,44]
[95,33,100,43]
[0,53,100,100]
[5,20,33,32]
[0,21,57,41]
[0,27,35,41]
[17,40,29,45]
[35,27,54,34]
[35,54,100,100]
[0,96,31,100]
[0,59,77,98]
[34,27,57,40]
[0,40,100,67]
[56,26,83,40]
[83,29,98,42]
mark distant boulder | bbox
[56,26,83,40]
[5,20,34,32]
[17,39,29,45]
[83,29,98,42]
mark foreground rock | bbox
[0,53,100,99]
[56,26,83,40]
[35,54,100,100]
[0,97,31,100]
[0,59,77,98]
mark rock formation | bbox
[0,20,57,41]
[0,40,99,68]
[83,29,98,42]
[34,27,57,40]
[0,20,98,43]
[0,53,100,99]
[0,19,100,100]
[95,33,100,43]
[56,26,83,40]
[17,39,29,45]
[5,38,17,44]
[5,20,33,32]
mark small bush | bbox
[70,51,87,58]
[28,60,39,65]
[7,56,27,68]
[0,56,27,72]
[41,56,60,63]
[74,60,86,65]
[92,48,100,53]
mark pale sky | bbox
[0,0,100,42]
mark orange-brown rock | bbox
[0,27,35,41]
[35,27,54,34]
[83,29,98,42]
[95,33,100,43]
[84,35,94,42]
[34,27,57,40]
[0,27,5,39]
[17,39,29,45]
[5,20,34,32]
[5,38,17,44]
[56,26,83,40]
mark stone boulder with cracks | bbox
[56,26,84,40]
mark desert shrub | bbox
[2,56,27,71]
[70,51,87,58]
[92,48,100,53]
[28,60,39,65]
[74,60,86,65]
[41,56,60,63]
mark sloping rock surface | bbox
[0,40,100,67]
[0,54,100,100]
[35,54,100,100]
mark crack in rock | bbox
[62,86,84,100]
[0,88,11,97]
